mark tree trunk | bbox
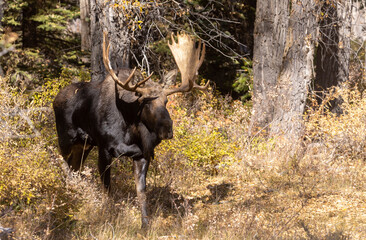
[0,0,3,28]
[251,0,318,141]
[315,2,340,92]
[104,4,130,70]
[314,0,351,112]
[270,0,317,140]
[89,0,131,82]
[250,0,289,135]
[22,2,38,48]
[90,0,105,82]
[336,0,351,85]
[80,0,91,52]
[0,0,3,76]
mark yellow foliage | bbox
[2,70,366,239]
[30,67,86,107]
[0,145,62,206]
[155,91,243,175]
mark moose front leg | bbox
[98,148,112,190]
[133,158,150,228]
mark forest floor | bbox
[1,75,366,239]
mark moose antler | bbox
[164,32,209,96]
[102,32,153,93]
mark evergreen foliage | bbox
[1,0,255,100]
[1,0,81,85]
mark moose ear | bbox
[116,86,140,103]
[161,69,178,87]
[115,69,141,103]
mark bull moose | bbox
[53,32,208,227]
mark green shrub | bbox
[172,126,237,172]
[156,93,240,174]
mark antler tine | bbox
[193,80,210,91]
[116,67,153,91]
[102,32,113,74]
[164,32,208,96]
[170,32,176,45]
[102,32,152,93]
[136,72,154,87]
[197,40,205,70]
[192,41,210,91]
[103,31,130,88]
[123,67,137,86]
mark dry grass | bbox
[1,76,366,239]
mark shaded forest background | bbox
[0,0,256,100]
[1,0,366,239]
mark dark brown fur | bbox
[53,68,174,227]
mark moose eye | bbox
[144,103,151,109]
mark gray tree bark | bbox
[336,0,352,85]
[89,0,131,82]
[250,0,289,135]
[251,0,317,141]
[89,0,105,82]
[104,4,130,70]
[80,0,91,52]
[270,0,317,140]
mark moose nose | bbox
[167,130,173,139]
[158,118,173,140]
[159,127,173,140]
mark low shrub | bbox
[155,91,242,175]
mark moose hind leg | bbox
[134,158,150,228]
[59,142,72,161]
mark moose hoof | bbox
[141,217,149,229]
